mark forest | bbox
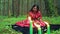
[0,0,60,34]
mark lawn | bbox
[0,16,60,34]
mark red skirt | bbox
[16,19,46,28]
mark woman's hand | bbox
[28,16,31,21]
[34,22,40,28]
[44,21,49,26]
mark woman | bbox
[12,5,46,34]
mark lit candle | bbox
[44,21,50,34]
[38,27,42,34]
[30,21,33,34]
[47,25,50,34]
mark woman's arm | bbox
[39,11,42,19]
[37,11,42,21]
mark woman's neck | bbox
[30,10,38,14]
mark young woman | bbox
[12,5,46,34]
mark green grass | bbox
[42,16,60,24]
[0,16,60,34]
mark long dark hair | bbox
[30,4,40,12]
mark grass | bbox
[0,16,60,34]
[42,16,60,24]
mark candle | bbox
[44,21,50,34]
[47,25,50,34]
[30,21,33,34]
[28,17,33,34]
[38,27,42,34]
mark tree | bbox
[44,0,58,17]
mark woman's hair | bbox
[30,4,39,12]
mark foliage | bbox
[0,16,60,34]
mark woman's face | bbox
[32,6,37,12]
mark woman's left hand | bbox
[34,22,40,28]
